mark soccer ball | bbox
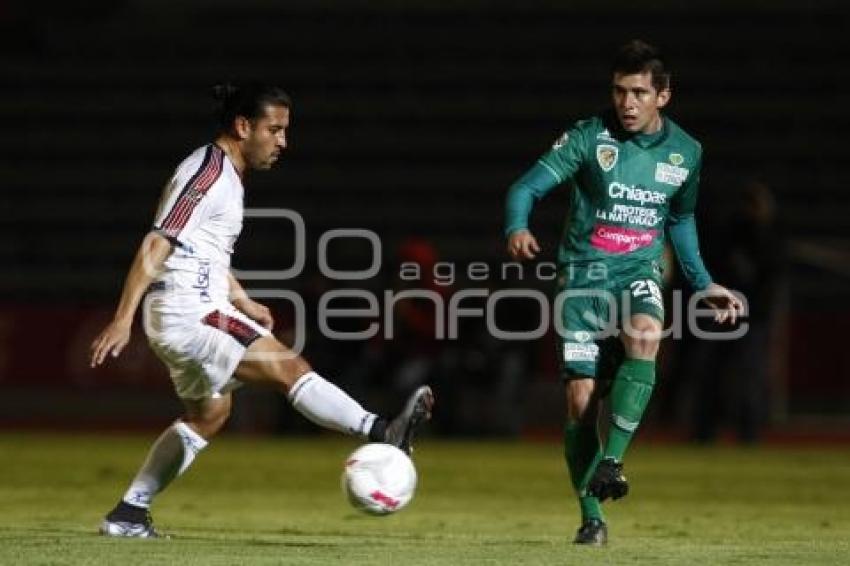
[342,443,417,515]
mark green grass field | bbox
[0,433,848,565]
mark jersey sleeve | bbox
[504,124,588,236]
[538,123,589,184]
[666,150,712,289]
[667,216,712,290]
[152,145,225,247]
[668,150,702,220]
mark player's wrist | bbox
[111,316,133,329]
[507,228,530,240]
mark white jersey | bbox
[144,143,270,400]
[151,144,243,313]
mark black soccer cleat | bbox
[587,457,629,502]
[99,501,169,538]
[384,385,435,454]
[573,518,608,546]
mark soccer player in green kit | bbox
[504,40,743,545]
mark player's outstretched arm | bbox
[506,230,542,261]
[666,215,743,325]
[228,272,274,330]
[90,232,172,367]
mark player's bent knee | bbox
[182,395,232,439]
[565,377,595,421]
[622,315,662,359]
[182,414,227,439]
[622,335,660,359]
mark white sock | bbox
[122,421,208,509]
[288,371,377,437]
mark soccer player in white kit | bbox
[90,83,434,538]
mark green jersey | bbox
[506,112,703,268]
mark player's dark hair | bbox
[212,82,292,131]
[611,40,670,92]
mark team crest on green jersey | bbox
[669,153,684,166]
[596,144,618,172]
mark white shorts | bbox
[144,300,271,400]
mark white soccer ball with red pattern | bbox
[342,443,417,515]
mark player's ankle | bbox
[368,417,388,442]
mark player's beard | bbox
[245,144,276,170]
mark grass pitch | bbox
[0,433,848,565]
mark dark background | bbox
[1,0,848,438]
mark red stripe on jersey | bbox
[159,145,225,237]
[162,146,223,234]
[158,145,215,233]
[161,145,223,232]
[201,310,262,348]
[167,149,223,230]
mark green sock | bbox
[604,358,656,461]
[564,421,604,522]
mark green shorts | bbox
[556,260,664,380]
